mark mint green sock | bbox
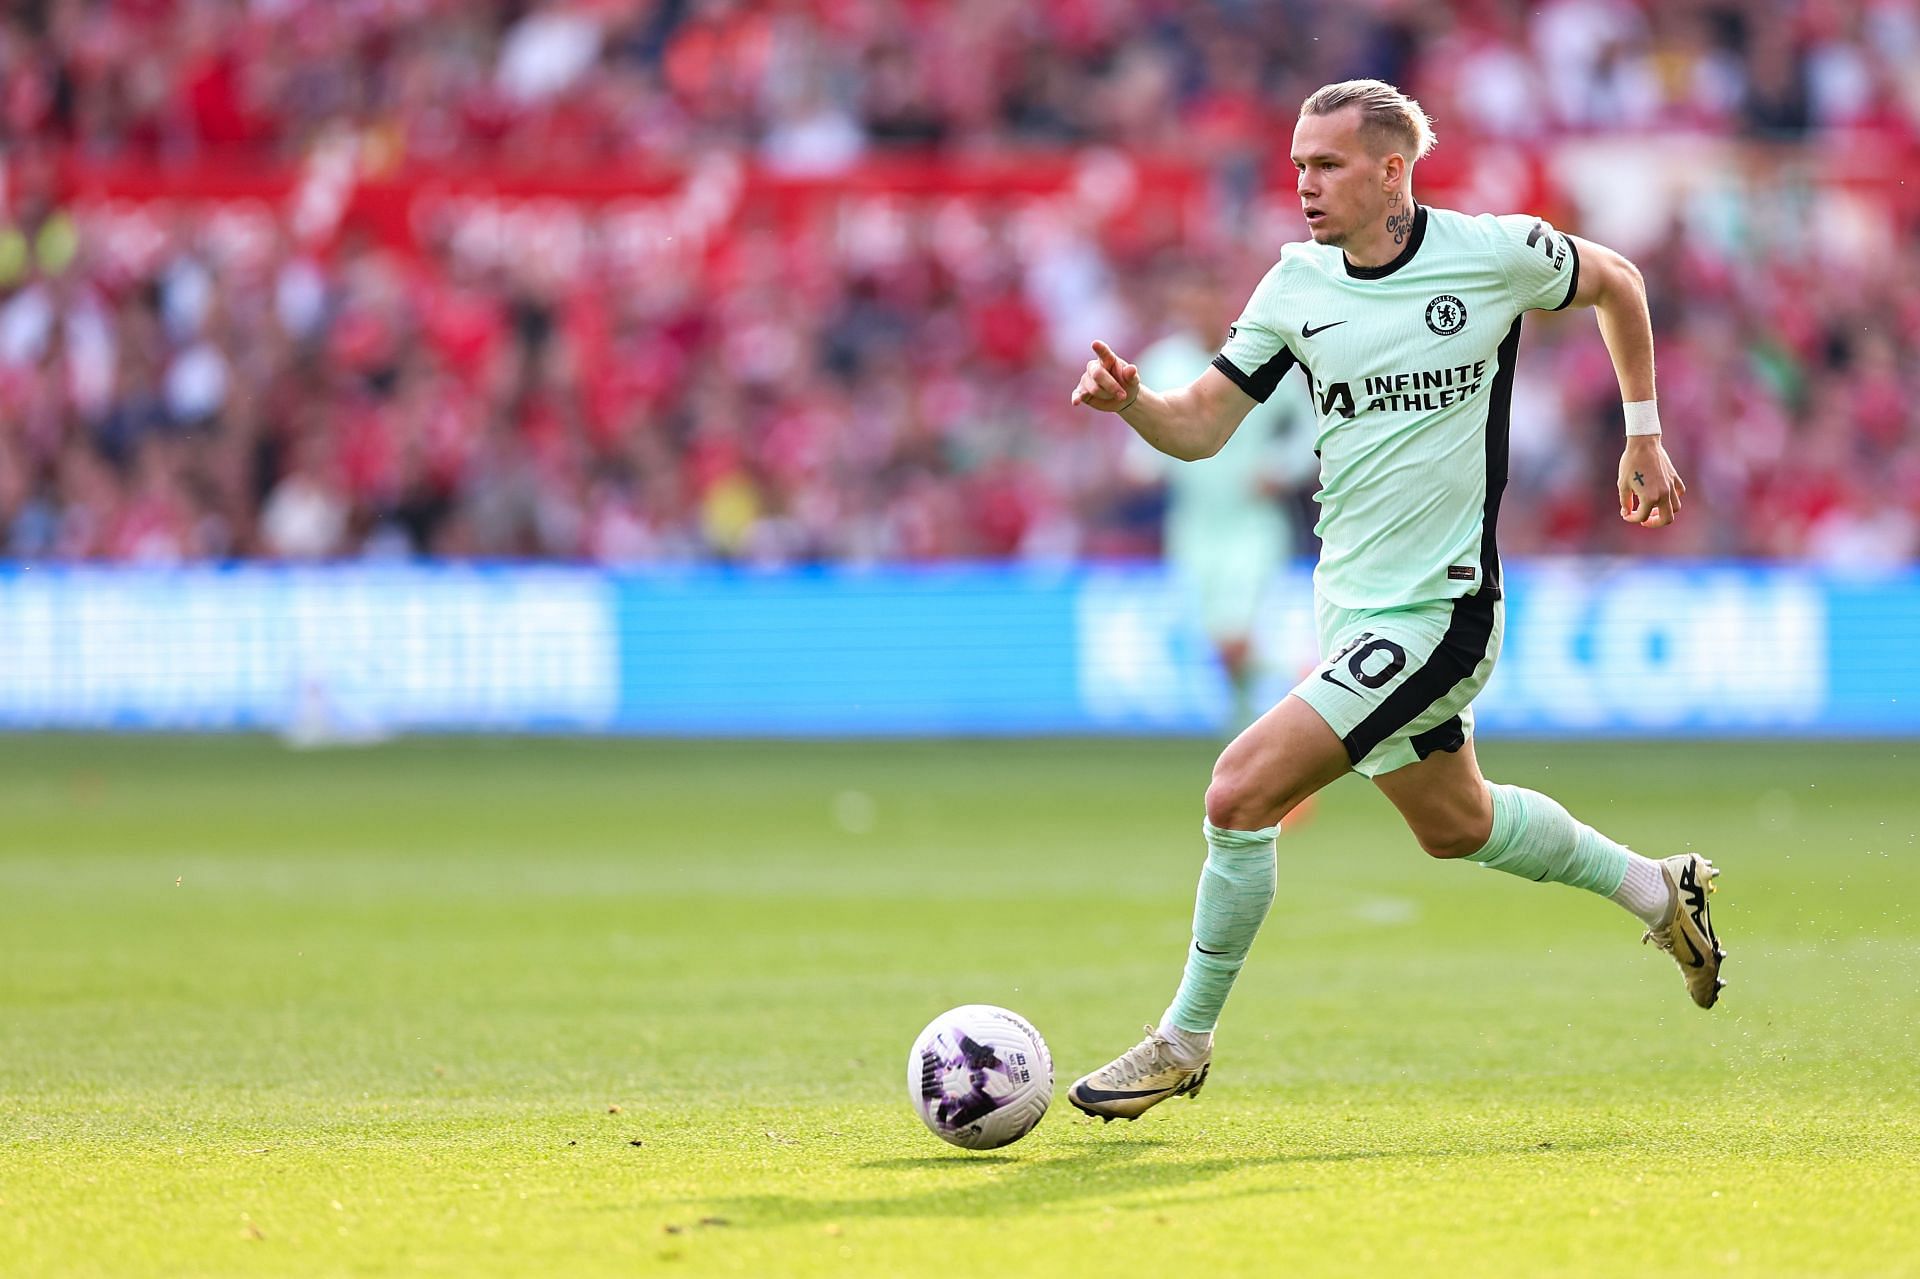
[1467,783,1629,896]
[1163,819,1279,1034]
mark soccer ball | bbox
[908,1004,1053,1150]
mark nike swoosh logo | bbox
[1073,1083,1178,1103]
[1320,668,1360,695]
[1680,860,1716,945]
[1301,321,1347,338]
[1676,931,1707,968]
[1195,943,1228,956]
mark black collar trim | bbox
[1344,204,1427,280]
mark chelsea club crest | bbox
[1425,295,1467,336]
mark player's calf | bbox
[1458,783,1727,1008]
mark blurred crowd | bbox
[1,0,1918,566]
[8,0,1918,163]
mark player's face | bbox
[1290,109,1392,247]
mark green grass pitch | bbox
[4,734,1917,1277]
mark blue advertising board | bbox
[0,562,1914,736]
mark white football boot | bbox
[1068,1026,1210,1122]
[1643,853,1726,1008]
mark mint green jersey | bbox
[1132,329,1315,641]
[1133,330,1313,564]
[1213,205,1579,609]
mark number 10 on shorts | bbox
[1321,632,1409,695]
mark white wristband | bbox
[1623,399,1661,437]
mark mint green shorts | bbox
[1171,543,1275,642]
[1289,590,1504,778]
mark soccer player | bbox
[1127,265,1316,732]
[1065,80,1720,1122]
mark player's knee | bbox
[1204,768,1281,832]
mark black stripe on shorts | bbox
[1340,593,1497,766]
[1409,716,1466,761]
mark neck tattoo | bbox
[1386,203,1413,247]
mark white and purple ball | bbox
[908,1004,1053,1150]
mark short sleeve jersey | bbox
[1134,330,1313,562]
[1212,205,1579,609]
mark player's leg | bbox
[1215,634,1254,731]
[1074,592,1467,1122]
[1068,695,1349,1121]
[1180,535,1273,735]
[1371,739,1726,1008]
[1171,692,1352,1028]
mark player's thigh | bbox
[1372,737,1494,859]
[1205,693,1350,830]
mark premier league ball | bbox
[908,1004,1053,1150]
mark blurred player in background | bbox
[1066,80,1723,1122]
[1126,265,1316,733]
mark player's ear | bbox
[1381,150,1405,193]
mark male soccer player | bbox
[1065,80,1720,1121]
[1127,265,1316,732]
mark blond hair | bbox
[1300,79,1436,161]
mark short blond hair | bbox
[1301,79,1436,161]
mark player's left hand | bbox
[1618,436,1685,527]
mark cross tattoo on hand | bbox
[1632,471,1645,487]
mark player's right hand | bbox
[1070,340,1141,412]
